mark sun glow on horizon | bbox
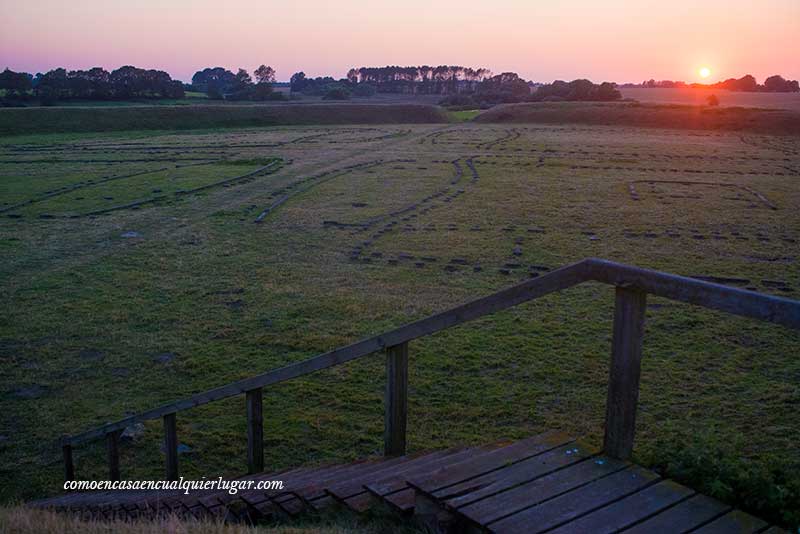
[699,67,712,79]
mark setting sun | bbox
[699,67,712,79]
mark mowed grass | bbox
[1,124,799,525]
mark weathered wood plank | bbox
[326,450,457,502]
[437,443,594,509]
[297,453,433,503]
[246,388,264,474]
[691,509,769,533]
[163,413,178,481]
[384,342,408,456]
[65,260,590,445]
[585,258,800,330]
[621,493,731,534]
[603,286,647,459]
[365,447,491,499]
[408,431,572,498]
[487,465,658,533]
[545,480,694,533]
[456,456,629,526]
[382,486,416,513]
[106,430,121,482]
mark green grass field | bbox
[1,121,799,525]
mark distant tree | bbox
[763,75,799,93]
[35,68,69,100]
[734,75,758,92]
[566,78,595,100]
[594,82,622,101]
[706,94,720,106]
[191,67,237,94]
[0,69,33,98]
[235,68,252,88]
[475,72,530,103]
[289,71,307,92]
[530,79,621,102]
[254,65,276,84]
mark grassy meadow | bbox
[1,120,799,524]
[621,87,800,111]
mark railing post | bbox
[384,342,409,456]
[246,388,264,474]
[163,413,178,481]
[604,285,647,460]
[106,430,122,481]
[62,442,75,482]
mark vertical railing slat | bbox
[384,342,409,456]
[246,388,264,474]
[603,286,647,460]
[106,430,121,481]
[163,413,179,481]
[62,443,75,482]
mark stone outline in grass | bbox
[627,180,778,210]
[80,159,284,218]
[253,159,403,223]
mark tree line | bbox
[0,66,185,104]
[345,65,494,94]
[440,76,622,107]
[625,74,799,92]
[189,65,285,100]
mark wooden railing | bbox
[60,258,800,482]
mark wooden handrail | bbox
[585,258,800,329]
[59,258,800,480]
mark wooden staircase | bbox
[31,432,784,533]
[33,260,799,532]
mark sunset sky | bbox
[1,0,798,83]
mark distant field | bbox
[622,87,800,111]
[1,123,798,526]
[478,101,800,136]
[0,104,447,136]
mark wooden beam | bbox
[586,258,800,330]
[163,413,178,481]
[384,342,409,456]
[106,430,121,481]
[64,260,590,446]
[62,443,74,482]
[604,286,647,460]
[246,388,264,474]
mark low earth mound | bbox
[476,101,800,135]
[0,104,447,136]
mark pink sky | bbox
[1,0,798,83]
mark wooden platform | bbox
[32,432,784,533]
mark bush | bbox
[207,85,224,100]
[322,87,351,100]
[647,432,800,529]
[438,94,476,107]
[707,94,720,106]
